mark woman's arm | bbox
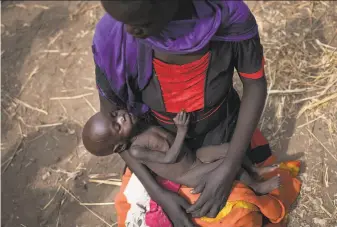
[187,36,267,218]
[227,76,267,163]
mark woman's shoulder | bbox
[93,14,123,48]
[214,0,258,42]
[92,14,138,68]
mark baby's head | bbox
[82,110,138,156]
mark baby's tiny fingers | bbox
[182,112,187,122]
[186,114,190,123]
[179,112,183,121]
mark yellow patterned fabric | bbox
[279,161,300,177]
[201,201,259,223]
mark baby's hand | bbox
[173,111,190,131]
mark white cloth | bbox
[124,174,151,227]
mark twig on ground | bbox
[298,93,337,118]
[57,100,68,115]
[268,88,318,94]
[42,185,61,210]
[2,140,23,174]
[316,39,337,51]
[17,117,63,129]
[324,165,329,188]
[60,185,114,227]
[83,97,97,113]
[40,50,60,53]
[88,173,119,179]
[14,3,26,9]
[307,129,337,162]
[18,66,39,96]
[48,31,63,47]
[50,168,81,182]
[50,93,93,101]
[88,179,122,186]
[297,116,323,129]
[26,128,53,143]
[33,4,50,10]
[272,117,287,137]
[79,202,115,206]
[13,98,48,115]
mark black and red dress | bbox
[96,36,271,164]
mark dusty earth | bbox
[1,1,336,227]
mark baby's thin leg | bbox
[238,169,281,195]
[196,143,229,163]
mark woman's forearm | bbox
[227,77,267,164]
[119,151,164,197]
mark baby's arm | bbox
[129,111,190,164]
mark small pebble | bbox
[67,128,75,135]
[42,171,51,181]
[313,218,327,226]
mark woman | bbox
[90,0,271,226]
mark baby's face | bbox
[108,109,138,143]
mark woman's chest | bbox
[141,42,235,114]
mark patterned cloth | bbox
[115,130,302,227]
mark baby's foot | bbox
[251,175,281,195]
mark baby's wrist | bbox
[177,126,188,133]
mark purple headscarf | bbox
[93,0,258,115]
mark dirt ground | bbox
[1,1,336,227]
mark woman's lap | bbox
[115,129,301,227]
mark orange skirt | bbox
[115,129,301,227]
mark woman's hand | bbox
[186,158,240,218]
[119,151,194,226]
[158,190,195,227]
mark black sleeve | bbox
[233,36,265,79]
[95,64,126,112]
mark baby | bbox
[83,109,280,194]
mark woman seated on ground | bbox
[83,0,301,226]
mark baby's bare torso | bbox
[131,127,222,187]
